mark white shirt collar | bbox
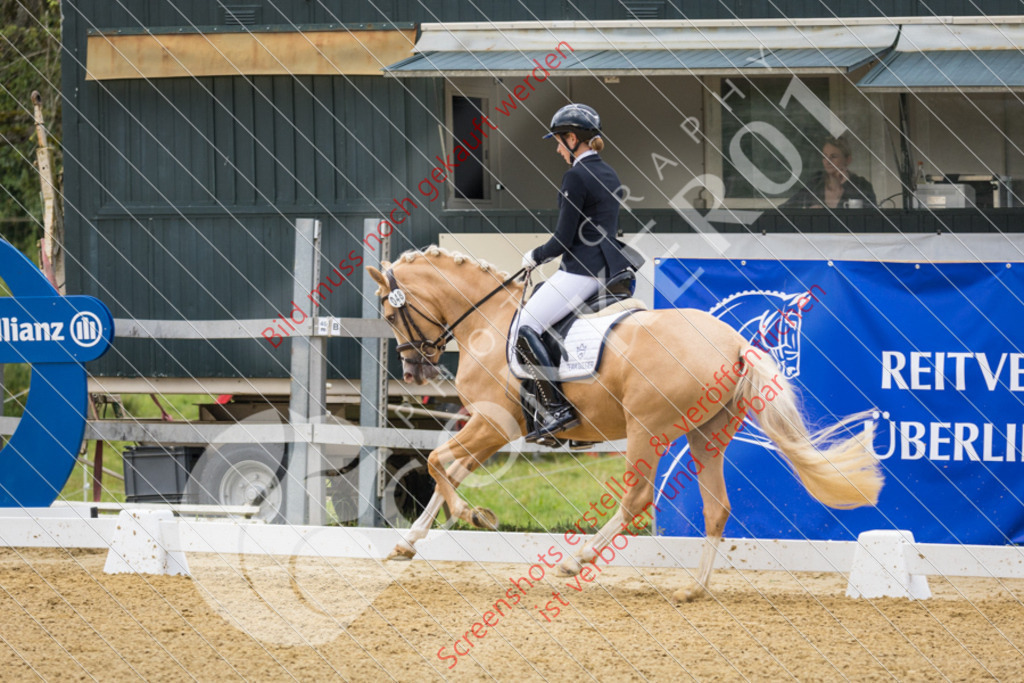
[573,150,597,166]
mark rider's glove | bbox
[521,250,537,270]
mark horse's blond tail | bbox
[736,346,884,509]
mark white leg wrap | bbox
[400,491,445,550]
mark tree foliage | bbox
[0,0,61,259]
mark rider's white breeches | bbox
[516,269,602,336]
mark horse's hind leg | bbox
[674,404,733,603]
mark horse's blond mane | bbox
[384,245,511,280]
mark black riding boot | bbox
[514,327,580,442]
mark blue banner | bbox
[654,258,1024,544]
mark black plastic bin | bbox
[122,446,204,504]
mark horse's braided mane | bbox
[382,245,511,280]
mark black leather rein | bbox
[383,267,525,367]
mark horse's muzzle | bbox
[402,357,440,385]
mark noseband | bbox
[383,268,525,370]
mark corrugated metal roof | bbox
[384,22,897,76]
[858,23,1024,91]
[858,50,1024,91]
[385,47,888,77]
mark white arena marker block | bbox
[846,530,930,600]
[103,510,190,576]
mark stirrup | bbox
[525,406,580,442]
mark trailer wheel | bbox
[384,457,435,527]
[187,444,286,523]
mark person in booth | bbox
[514,103,641,443]
[782,135,877,209]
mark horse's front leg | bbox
[388,410,519,560]
[556,422,657,576]
[560,468,655,575]
[388,491,445,560]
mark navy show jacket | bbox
[532,154,633,279]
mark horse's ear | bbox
[367,266,390,297]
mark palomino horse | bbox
[369,247,883,602]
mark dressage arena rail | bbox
[1,504,1024,600]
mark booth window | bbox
[720,77,832,200]
[451,95,487,201]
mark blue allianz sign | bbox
[654,258,1024,545]
[0,296,112,363]
[0,239,113,506]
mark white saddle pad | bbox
[508,307,642,382]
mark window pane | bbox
[720,78,831,200]
[452,96,486,201]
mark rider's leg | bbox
[515,270,601,440]
[514,327,579,438]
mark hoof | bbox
[557,556,583,577]
[386,545,416,561]
[469,507,498,530]
[673,584,709,603]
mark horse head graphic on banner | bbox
[710,288,824,380]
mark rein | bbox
[384,267,526,366]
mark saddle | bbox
[538,269,637,364]
[519,270,638,449]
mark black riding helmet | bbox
[542,103,601,141]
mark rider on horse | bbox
[515,103,641,443]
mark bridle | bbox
[383,267,525,369]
